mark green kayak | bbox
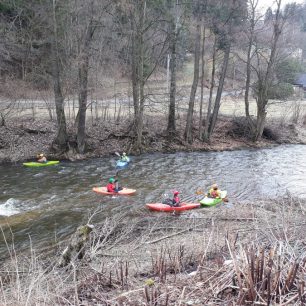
[23,161,60,167]
[200,190,227,207]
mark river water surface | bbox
[1,145,306,258]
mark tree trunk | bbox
[77,21,95,154]
[202,36,217,142]
[244,33,253,122]
[136,79,145,151]
[184,10,201,143]
[133,0,145,152]
[244,1,257,130]
[254,101,267,141]
[199,26,206,139]
[76,55,89,154]
[167,18,177,134]
[131,16,139,118]
[51,0,68,151]
[207,39,232,137]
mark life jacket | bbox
[106,183,115,192]
[37,156,47,163]
[173,196,180,204]
[209,188,220,198]
[121,156,129,162]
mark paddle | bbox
[195,189,205,195]
[115,152,121,157]
[181,194,197,203]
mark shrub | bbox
[267,82,294,100]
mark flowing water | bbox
[0,145,306,259]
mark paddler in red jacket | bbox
[172,191,181,207]
[106,177,115,192]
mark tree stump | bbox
[58,224,94,267]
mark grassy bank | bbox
[1,196,306,305]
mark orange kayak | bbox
[146,202,200,212]
[92,187,136,196]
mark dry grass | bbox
[1,196,306,305]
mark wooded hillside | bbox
[1,0,306,156]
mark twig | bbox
[145,228,192,245]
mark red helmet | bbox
[173,190,179,195]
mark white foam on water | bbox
[33,173,44,177]
[0,198,20,216]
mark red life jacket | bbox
[173,196,180,204]
[106,183,115,192]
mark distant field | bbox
[1,88,306,124]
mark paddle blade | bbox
[114,152,121,157]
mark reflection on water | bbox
[0,145,305,258]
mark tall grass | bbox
[1,197,306,305]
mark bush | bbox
[267,82,294,100]
[228,117,253,139]
[262,125,281,141]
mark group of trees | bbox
[0,0,305,153]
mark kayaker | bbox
[209,184,221,198]
[37,153,47,163]
[106,177,116,192]
[172,190,181,207]
[120,152,129,162]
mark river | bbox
[0,145,305,259]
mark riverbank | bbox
[1,196,306,305]
[1,115,306,164]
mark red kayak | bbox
[146,202,200,212]
[93,187,136,196]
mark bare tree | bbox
[198,25,207,139]
[185,0,202,144]
[74,0,97,154]
[207,0,242,139]
[50,0,68,151]
[167,0,179,134]
[243,0,259,129]
[122,0,169,152]
[251,0,287,141]
[131,0,146,152]
[202,34,217,141]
